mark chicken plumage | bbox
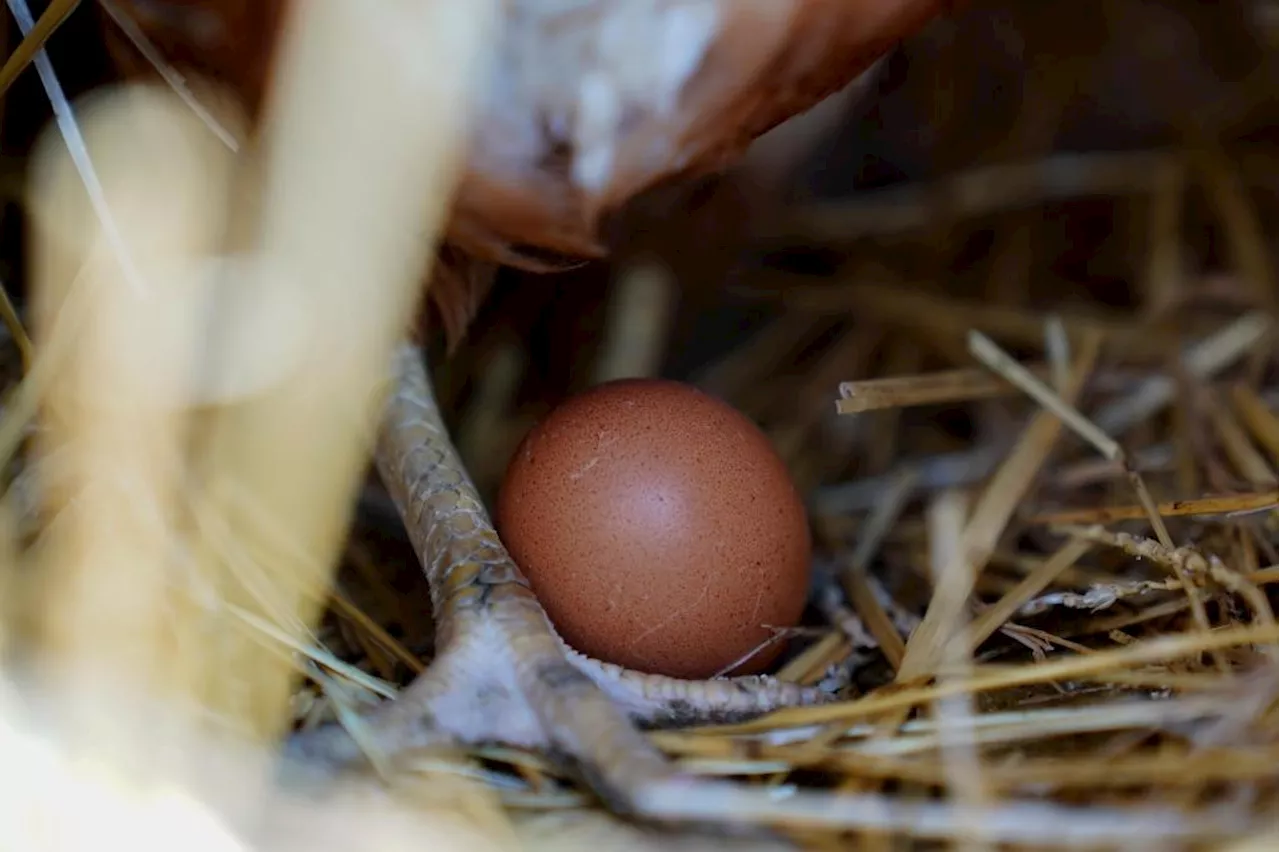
[102,0,953,346]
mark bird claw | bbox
[287,342,830,822]
[565,645,832,728]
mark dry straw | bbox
[2,0,514,849]
[0,1,1275,850]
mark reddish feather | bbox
[101,0,953,350]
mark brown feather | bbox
[100,0,955,345]
[427,245,499,355]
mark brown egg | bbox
[496,378,811,679]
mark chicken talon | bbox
[287,341,828,818]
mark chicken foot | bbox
[286,342,830,816]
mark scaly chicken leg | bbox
[287,342,826,813]
[79,0,955,820]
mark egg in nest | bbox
[496,378,811,679]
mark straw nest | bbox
[0,1,1274,850]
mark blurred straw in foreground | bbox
[1,0,514,848]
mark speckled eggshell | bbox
[495,378,811,680]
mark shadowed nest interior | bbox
[0,1,1275,850]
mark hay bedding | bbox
[0,1,1275,850]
